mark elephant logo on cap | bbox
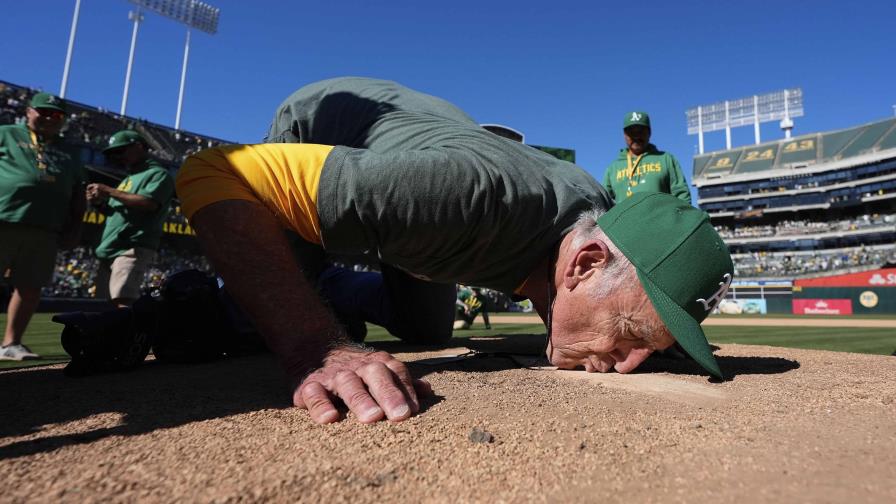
[697,273,733,312]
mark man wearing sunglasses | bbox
[0,93,86,360]
[603,112,691,204]
[176,78,733,424]
[87,130,175,308]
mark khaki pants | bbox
[0,222,58,288]
[95,248,157,301]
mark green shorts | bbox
[0,222,59,288]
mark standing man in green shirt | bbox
[602,111,691,204]
[0,92,86,360]
[87,130,175,307]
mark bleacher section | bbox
[1,80,231,172]
[693,116,896,280]
[715,214,895,251]
[733,245,894,279]
[694,117,896,182]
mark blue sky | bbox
[2,0,895,200]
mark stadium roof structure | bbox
[692,116,896,187]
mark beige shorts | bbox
[95,248,157,301]
[0,222,59,288]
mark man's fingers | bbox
[383,359,420,412]
[333,371,384,423]
[413,378,433,398]
[298,381,341,424]
[357,363,413,422]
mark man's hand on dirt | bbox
[293,345,432,424]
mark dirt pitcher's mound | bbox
[1,338,894,503]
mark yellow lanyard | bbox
[28,129,47,171]
[626,150,644,180]
[625,151,646,198]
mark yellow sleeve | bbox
[175,143,334,244]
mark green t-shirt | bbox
[268,77,612,292]
[95,161,175,259]
[0,124,85,233]
[602,145,691,204]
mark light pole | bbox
[128,0,220,129]
[120,8,144,116]
[60,0,82,98]
[175,29,191,130]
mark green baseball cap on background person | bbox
[104,129,147,153]
[30,92,66,112]
[598,192,734,379]
[623,111,650,129]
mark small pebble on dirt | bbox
[691,422,703,429]
[469,427,494,444]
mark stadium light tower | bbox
[59,0,82,98]
[686,88,804,154]
[123,0,220,128]
[120,8,144,116]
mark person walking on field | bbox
[0,93,86,360]
[87,130,175,307]
[603,111,691,204]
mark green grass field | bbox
[1,313,893,371]
[0,313,71,370]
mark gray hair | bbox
[571,206,667,348]
[571,207,637,299]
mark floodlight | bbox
[686,89,804,153]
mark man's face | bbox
[624,125,651,155]
[547,266,675,374]
[105,143,144,170]
[26,107,65,137]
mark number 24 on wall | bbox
[744,149,775,161]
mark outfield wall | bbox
[726,281,793,314]
[792,267,896,315]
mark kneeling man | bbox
[176,78,734,424]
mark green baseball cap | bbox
[104,130,146,153]
[623,111,650,129]
[30,92,66,112]
[598,192,733,379]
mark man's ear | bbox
[563,239,611,289]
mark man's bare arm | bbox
[88,183,159,212]
[189,199,428,423]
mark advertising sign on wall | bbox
[792,299,854,315]
[717,298,768,315]
[794,268,896,288]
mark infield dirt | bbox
[2,333,894,503]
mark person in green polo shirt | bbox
[86,130,174,307]
[0,92,86,361]
[602,111,691,204]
